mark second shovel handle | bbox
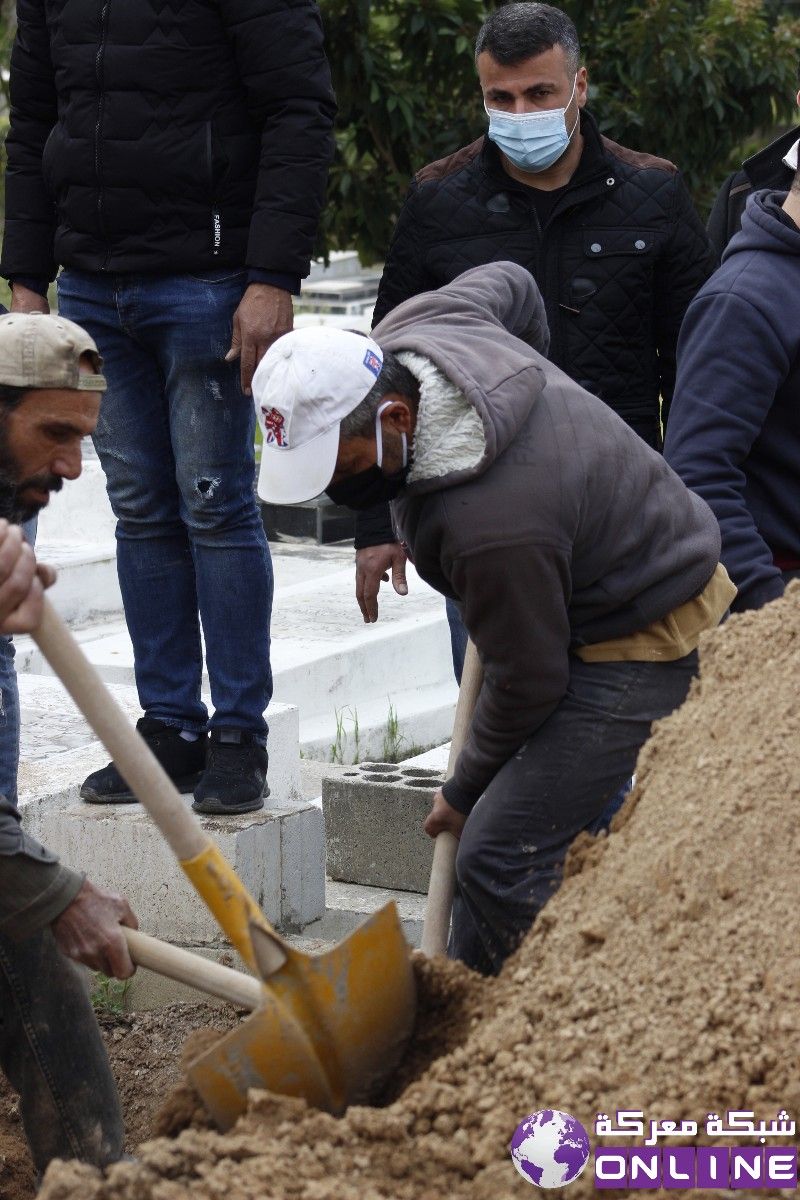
[421,640,483,957]
[33,600,207,863]
[124,928,263,1010]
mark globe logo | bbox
[510,1109,590,1188]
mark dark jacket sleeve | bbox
[372,183,431,327]
[664,290,788,612]
[440,540,571,814]
[220,0,336,279]
[0,0,59,281]
[354,505,397,549]
[654,174,718,429]
[706,170,741,261]
[0,797,84,939]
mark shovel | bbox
[32,598,416,1128]
[421,640,482,956]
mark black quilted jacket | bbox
[374,111,716,446]
[0,0,336,280]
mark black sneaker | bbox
[192,728,269,815]
[80,717,207,804]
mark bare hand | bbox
[0,521,57,633]
[226,283,293,395]
[52,878,138,980]
[10,283,49,315]
[355,542,408,623]
[424,787,467,840]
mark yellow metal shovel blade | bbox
[188,902,416,1129]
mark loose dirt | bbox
[0,1005,239,1200]
[24,587,800,1197]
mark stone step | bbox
[16,674,302,820]
[34,792,325,945]
[29,539,121,624]
[298,677,457,762]
[304,880,426,949]
[37,459,117,546]
[17,556,457,761]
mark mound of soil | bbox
[31,587,800,1198]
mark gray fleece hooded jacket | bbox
[372,262,721,814]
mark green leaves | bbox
[317,0,487,262]
[317,0,800,263]
[0,0,795,266]
[572,0,799,210]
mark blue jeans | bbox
[58,270,273,737]
[445,596,469,686]
[0,519,37,805]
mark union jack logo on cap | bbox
[363,348,382,378]
[261,406,288,448]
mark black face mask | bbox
[325,463,410,510]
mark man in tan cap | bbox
[0,311,105,521]
[0,311,136,1174]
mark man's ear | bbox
[576,65,588,108]
[381,394,415,434]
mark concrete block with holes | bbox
[321,761,446,893]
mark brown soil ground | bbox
[16,585,800,1199]
[0,1005,239,1200]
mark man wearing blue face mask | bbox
[359,2,716,675]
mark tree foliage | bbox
[317,0,487,261]
[572,0,800,208]
[319,0,800,260]
[0,0,798,264]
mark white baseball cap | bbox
[253,326,384,505]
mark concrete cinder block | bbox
[36,795,325,942]
[274,799,326,931]
[322,762,445,893]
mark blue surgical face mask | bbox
[485,74,579,174]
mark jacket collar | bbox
[743,126,800,189]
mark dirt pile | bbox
[37,586,800,1199]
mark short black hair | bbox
[0,384,28,410]
[339,351,419,439]
[475,3,581,74]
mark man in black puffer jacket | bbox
[1,0,336,813]
[356,3,715,681]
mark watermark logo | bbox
[510,1109,590,1188]
[594,1109,797,1190]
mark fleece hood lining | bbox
[397,350,486,485]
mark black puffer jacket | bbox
[374,111,716,446]
[0,0,336,281]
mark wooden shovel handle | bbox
[31,600,288,978]
[421,640,483,957]
[32,599,208,862]
[124,928,263,1010]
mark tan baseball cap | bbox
[0,312,106,392]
